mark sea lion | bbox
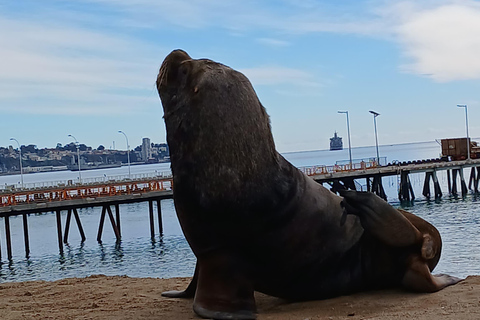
[156,49,461,320]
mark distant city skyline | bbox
[2,1,480,152]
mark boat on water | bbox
[330,132,343,151]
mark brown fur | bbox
[157,50,461,320]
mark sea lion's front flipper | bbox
[162,262,198,298]
[193,253,256,320]
[402,255,463,292]
[339,190,422,247]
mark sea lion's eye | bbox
[179,64,188,76]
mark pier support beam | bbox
[469,167,480,193]
[63,209,86,244]
[371,175,387,201]
[97,205,121,243]
[459,168,468,197]
[422,171,442,200]
[156,199,163,236]
[149,200,155,239]
[55,210,64,254]
[4,216,12,260]
[399,171,414,202]
[451,168,468,197]
[115,204,121,236]
[433,170,442,199]
[22,213,30,258]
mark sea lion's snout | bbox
[157,49,192,92]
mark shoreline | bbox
[0,274,478,319]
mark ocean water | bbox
[0,141,479,282]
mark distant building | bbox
[141,138,152,162]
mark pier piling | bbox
[156,199,163,236]
[149,200,155,239]
[22,213,29,258]
[97,205,121,242]
[5,216,12,260]
[399,172,414,202]
[55,210,64,254]
[115,204,121,236]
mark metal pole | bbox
[68,134,82,183]
[118,130,131,179]
[457,105,470,160]
[369,111,380,165]
[9,138,24,189]
[338,111,352,169]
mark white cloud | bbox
[81,0,480,82]
[391,2,480,81]
[0,17,163,115]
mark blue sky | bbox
[1,0,480,152]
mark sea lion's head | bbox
[156,50,277,171]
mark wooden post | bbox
[433,170,442,199]
[447,170,452,194]
[149,200,155,239]
[97,206,107,242]
[475,167,480,193]
[106,206,121,241]
[422,172,431,198]
[73,208,86,242]
[63,209,72,243]
[459,168,468,197]
[452,170,458,195]
[4,216,12,260]
[408,175,415,201]
[399,172,412,202]
[55,210,64,254]
[469,167,476,190]
[115,204,121,236]
[22,213,30,258]
[156,199,163,236]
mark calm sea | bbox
[0,140,479,282]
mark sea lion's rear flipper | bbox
[402,255,463,292]
[339,190,422,247]
[161,262,198,298]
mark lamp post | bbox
[369,110,380,165]
[338,111,352,169]
[9,138,24,189]
[68,134,82,183]
[118,130,131,179]
[457,104,470,160]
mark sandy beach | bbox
[0,275,478,319]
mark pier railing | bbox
[0,171,173,192]
[299,158,383,175]
[1,178,173,208]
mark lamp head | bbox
[369,110,380,117]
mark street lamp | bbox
[457,104,470,160]
[338,111,352,169]
[68,134,82,183]
[118,130,131,179]
[9,138,24,189]
[369,110,381,165]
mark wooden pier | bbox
[1,158,480,260]
[306,158,480,201]
[0,178,173,260]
